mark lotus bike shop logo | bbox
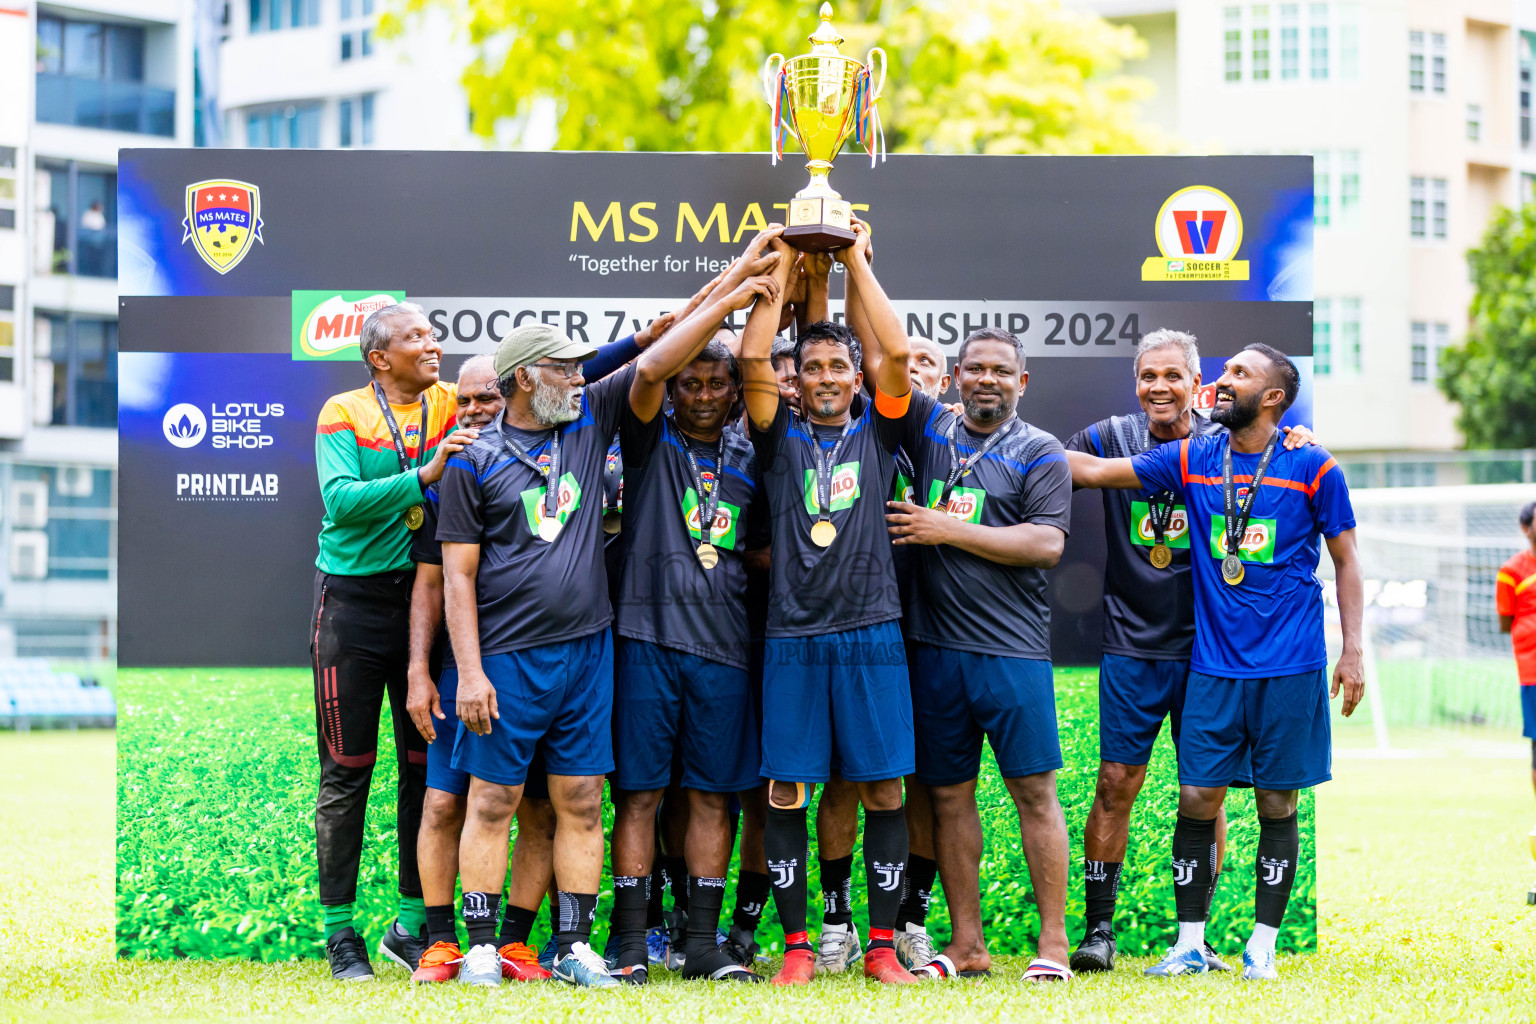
[1141,185,1250,282]
[292,290,408,361]
[182,180,264,274]
[163,403,207,448]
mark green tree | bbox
[382,0,1164,154]
[1439,204,1536,448]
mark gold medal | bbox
[538,517,563,543]
[1221,553,1245,586]
[810,519,837,548]
[1149,542,1172,569]
[696,542,719,569]
[404,504,424,531]
[603,513,622,535]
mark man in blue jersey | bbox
[1066,343,1365,982]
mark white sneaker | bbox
[1240,947,1278,981]
[894,924,937,970]
[815,922,863,974]
[458,943,503,987]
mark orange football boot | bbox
[410,940,462,984]
[864,946,918,985]
[771,948,816,986]
[499,941,553,981]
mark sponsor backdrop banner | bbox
[116,151,1317,959]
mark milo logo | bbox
[520,472,582,535]
[681,488,741,549]
[891,472,914,504]
[1206,514,1277,563]
[801,462,862,515]
[1130,500,1190,548]
[925,481,986,523]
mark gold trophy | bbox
[763,3,886,251]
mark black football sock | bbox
[425,903,458,947]
[664,856,690,914]
[764,806,811,950]
[732,870,771,934]
[1084,859,1123,932]
[1204,869,1223,921]
[611,875,651,968]
[462,891,502,949]
[862,807,908,947]
[1171,814,1218,924]
[497,902,538,947]
[646,861,667,928]
[1254,812,1300,929]
[683,876,727,961]
[819,854,854,927]
[554,891,598,958]
[894,853,937,932]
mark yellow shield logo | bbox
[182,179,263,274]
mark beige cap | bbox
[492,323,599,379]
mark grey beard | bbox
[963,393,1015,425]
[531,374,581,425]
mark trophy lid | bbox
[808,2,844,55]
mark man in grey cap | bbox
[436,298,777,988]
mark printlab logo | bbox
[162,403,207,448]
[292,290,406,360]
[1141,185,1250,282]
[182,180,263,274]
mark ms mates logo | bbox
[182,180,264,274]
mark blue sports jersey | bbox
[1130,434,1354,679]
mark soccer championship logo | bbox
[1141,185,1249,282]
[182,180,264,274]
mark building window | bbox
[40,160,117,279]
[361,93,375,145]
[35,14,173,136]
[1467,103,1482,142]
[245,103,322,148]
[1252,6,1270,81]
[1338,149,1360,229]
[1225,7,1242,81]
[340,0,376,63]
[1522,172,1536,206]
[338,94,376,147]
[1433,322,1450,376]
[0,284,14,382]
[1410,321,1428,382]
[1338,2,1358,78]
[1409,31,1425,92]
[1314,298,1332,377]
[1338,297,1361,374]
[1409,176,1426,238]
[0,146,15,232]
[1280,4,1299,79]
[1309,3,1328,79]
[1522,32,1535,148]
[1314,151,1330,227]
[1431,177,1447,239]
[250,0,318,32]
[1431,33,1446,94]
[39,315,118,428]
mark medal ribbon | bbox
[678,421,726,547]
[937,418,1017,509]
[494,418,562,523]
[1138,425,1178,546]
[1221,430,1280,559]
[371,381,429,475]
[807,421,855,526]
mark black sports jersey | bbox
[410,485,455,671]
[749,399,904,637]
[883,391,1072,658]
[435,366,632,655]
[1064,411,1223,660]
[616,410,767,668]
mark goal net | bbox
[1329,482,1533,748]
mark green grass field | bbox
[112,667,1312,961]
[6,725,1535,1022]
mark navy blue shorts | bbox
[760,620,913,784]
[1179,669,1331,790]
[1523,685,1536,740]
[1098,654,1189,766]
[451,630,614,787]
[426,667,470,797]
[612,638,760,793]
[909,643,1061,786]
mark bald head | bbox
[908,336,951,399]
[714,327,741,357]
[455,354,504,428]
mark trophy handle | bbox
[763,53,785,107]
[865,47,887,102]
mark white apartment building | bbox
[214,0,479,150]
[0,0,194,659]
[1084,0,1535,456]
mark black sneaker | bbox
[326,927,375,981]
[1202,940,1231,972]
[719,934,754,968]
[1068,922,1116,973]
[377,920,427,972]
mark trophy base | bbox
[784,196,856,252]
[1528,887,1536,906]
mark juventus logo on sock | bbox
[769,858,798,889]
[1259,855,1291,886]
[871,860,904,893]
[1172,857,1198,886]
